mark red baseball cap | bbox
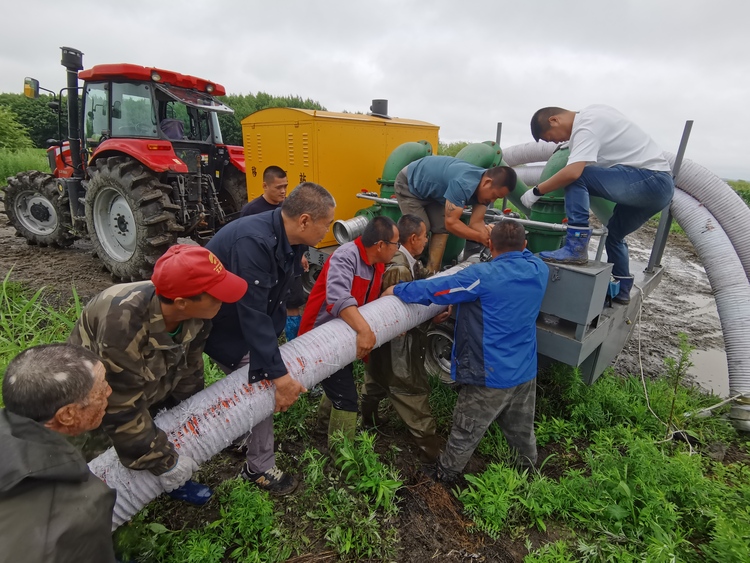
[152,245,247,303]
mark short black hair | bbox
[396,214,425,244]
[530,107,568,142]
[484,165,517,192]
[491,220,526,253]
[2,343,101,422]
[361,216,397,247]
[263,165,287,184]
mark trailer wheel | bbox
[302,262,322,295]
[425,320,455,385]
[85,156,178,281]
[217,166,248,217]
[1,171,76,247]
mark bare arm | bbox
[339,305,376,359]
[537,161,587,194]
[444,200,489,245]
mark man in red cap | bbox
[68,245,247,505]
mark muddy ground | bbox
[0,205,726,393]
[0,206,732,561]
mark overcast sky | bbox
[1,0,746,179]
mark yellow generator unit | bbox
[241,103,439,248]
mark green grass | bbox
[0,148,49,186]
[115,437,402,562]
[728,180,750,207]
[2,279,748,561]
[457,363,750,562]
[0,277,81,405]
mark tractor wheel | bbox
[1,171,76,247]
[217,166,248,216]
[85,156,178,281]
[424,319,455,386]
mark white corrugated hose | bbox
[89,263,467,528]
[669,189,750,428]
[664,152,750,282]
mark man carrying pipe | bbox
[393,155,517,272]
[68,245,248,505]
[241,165,309,341]
[361,214,450,463]
[205,182,336,495]
[1,344,116,563]
[521,105,675,304]
[383,221,548,481]
[299,216,401,446]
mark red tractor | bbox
[2,47,247,280]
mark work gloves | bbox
[158,454,198,492]
[520,186,543,209]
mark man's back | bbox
[569,105,671,172]
[394,249,548,388]
[455,250,548,386]
[68,281,209,472]
[0,410,116,563]
[407,156,484,206]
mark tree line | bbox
[0,91,324,149]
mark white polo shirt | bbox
[568,105,672,172]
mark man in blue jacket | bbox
[206,182,336,495]
[383,220,548,481]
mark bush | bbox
[728,180,750,207]
[0,106,33,150]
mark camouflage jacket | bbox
[380,249,427,290]
[68,282,210,475]
[369,250,429,392]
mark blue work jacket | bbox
[393,249,548,389]
[205,208,304,381]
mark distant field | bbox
[0,148,49,186]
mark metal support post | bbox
[496,122,508,210]
[645,121,693,273]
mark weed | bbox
[524,539,577,562]
[458,464,528,538]
[428,374,459,432]
[664,332,694,436]
[301,441,401,560]
[0,277,81,403]
[476,423,513,463]
[115,479,291,563]
[330,430,403,513]
[0,148,49,186]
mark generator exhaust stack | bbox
[370,99,390,119]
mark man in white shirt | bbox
[521,105,674,303]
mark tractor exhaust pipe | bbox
[60,47,84,178]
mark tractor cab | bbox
[80,64,233,151]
